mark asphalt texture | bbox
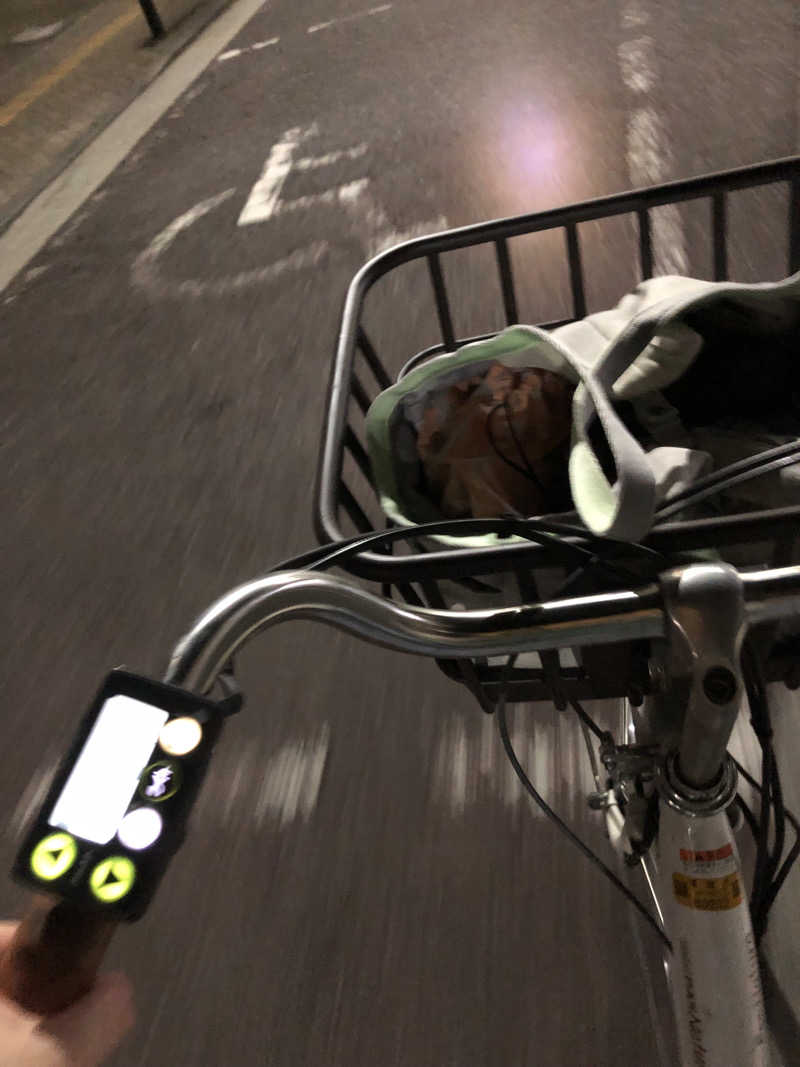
[1,0,799,1064]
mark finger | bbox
[38,972,134,1067]
[0,921,20,953]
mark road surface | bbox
[0,0,798,1064]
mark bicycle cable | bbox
[655,440,800,520]
[732,751,800,944]
[495,655,671,952]
[267,517,670,586]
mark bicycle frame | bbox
[634,565,767,1065]
[166,561,800,1067]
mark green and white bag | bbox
[366,272,800,544]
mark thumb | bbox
[38,973,134,1067]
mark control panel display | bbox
[12,670,232,920]
[49,696,168,845]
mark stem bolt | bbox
[703,666,737,705]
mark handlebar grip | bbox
[0,897,116,1015]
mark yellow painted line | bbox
[0,9,140,128]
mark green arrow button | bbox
[89,857,136,903]
[30,832,78,881]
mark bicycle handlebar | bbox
[5,562,798,1015]
[165,564,800,695]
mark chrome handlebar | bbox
[165,565,800,695]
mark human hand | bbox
[0,922,134,1066]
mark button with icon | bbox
[89,857,136,903]
[117,807,163,850]
[138,760,181,802]
[30,832,78,881]
[159,716,202,756]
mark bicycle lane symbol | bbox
[132,123,447,299]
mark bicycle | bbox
[308,155,800,1066]
[3,157,800,1066]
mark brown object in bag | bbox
[417,363,574,518]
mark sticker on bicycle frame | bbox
[678,842,738,878]
[673,871,743,911]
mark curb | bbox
[0,0,233,236]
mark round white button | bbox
[117,808,163,851]
[159,716,203,756]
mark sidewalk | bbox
[0,0,232,231]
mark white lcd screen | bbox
[49,695,169,845]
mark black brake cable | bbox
[741,645,789,940]
[569,698,605,741]
[266,517,669,583]
[495,655,671,952]
[732,756,800,942]
[656,441,800,521]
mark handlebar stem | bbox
[661,564,747,790]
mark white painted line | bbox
[432,704,604,820]
[12,21,64,43]
[217,36,279,62]
[356,182,448,255]
[272,178,370,215]
[237,124,314,226]
[132,187,329,297]
[255,726,329,828]
[617,36,656,94]
[293,143,368,171]
[434,717,470,814]
[650,205,689,276]
[307,3,392,34]
[0,0,277,293]
[621,0,649,28]
[218,747,255,825]
[367,215,448,256]
[618,2,687,278]
[626,105,668,185]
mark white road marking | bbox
[272,178,371,215]
[621,0,650,29]
[132,187,329,297]
[307,3,393,34]
[237,127,372,224]
[220,746,255,825]
[367,215,449,256]
[626,106,668,184]
[434,706,586,817]
[294,144,368,171]
[617,36,656,94]
[255,726,329,828]
[135,123,445,296]
[358,184,448,254]
[218,37,279,62]
[23,264,50,284]
[619,2,687,277]
[0,0,285,293]
[12,21,64,43]
[237,124,314,226]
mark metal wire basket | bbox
[314,157,800,706]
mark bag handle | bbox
[570,315,667,540]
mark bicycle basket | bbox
[314,157,800,707]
